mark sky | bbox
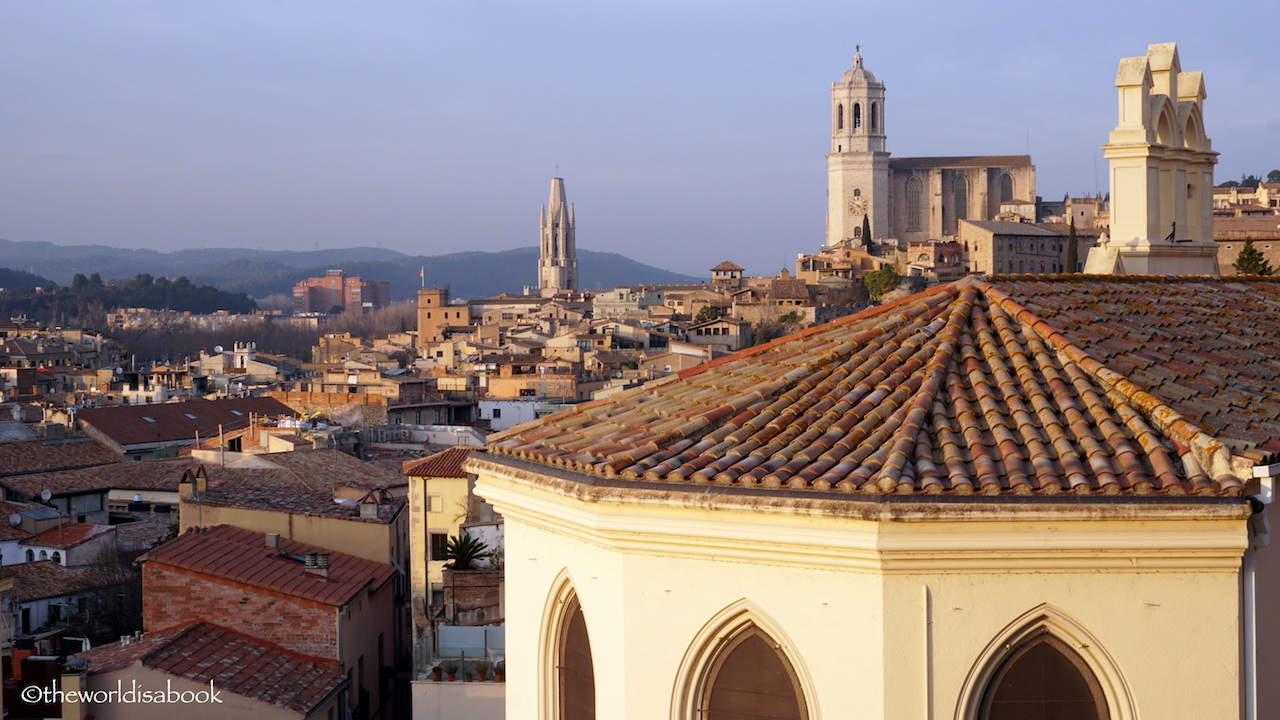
[2,2,1277,278]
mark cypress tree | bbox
[1233,238,1274,276]
[1065,218,1079,273]
[861,214,872,249]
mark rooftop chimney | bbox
[359,496,378,520]
[304,551,329,580]
[265,533,280,549]
[194,465,208,493]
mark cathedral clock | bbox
[848,196,868,216]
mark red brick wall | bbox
[143,563,339,664]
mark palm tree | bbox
[443,534,492,570]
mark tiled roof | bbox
[711,261,744,272]
[769,278,811,301]
[78,622,345,714]
[24,523,113,549]
[77,397,296,450]
[487,276,1280,497]
[1,458,194,498]
[404,446,473,478]
[889,155,1033,170]
[0,421,39,443]
[232,449,408,490]
[190,471,406,524]
[141,525,396,607]
[0,438,121,477]
[12,561,125,602]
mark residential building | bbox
[958,220,1067,275]
[65,622,346,720]
[75,397,296,461]
[139,525,398,720]
[292,269,391,315]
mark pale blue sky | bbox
[2,1,1276,277]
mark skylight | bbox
[229,410,244,416]
[142,416,156,423]
[183,413,198,420]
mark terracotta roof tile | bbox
[0,438,120,477]
[12,561,125,603]
[486,276,1280,496]
[77,398,296,450]
[24,523,113,549]
[2,458,195,498]
[403,447,473,478]
[78,621,345,714]
[140,525,396,607]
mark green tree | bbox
[1065,218,1079,273]
[1268,169,1280,184]
[863,265,901,299]
[1233,238,1274,276]
[861,214,872,249]
[693,305,725,324]
[443,534,492,570]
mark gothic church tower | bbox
[827,49,889,248]
[538,177,578,295]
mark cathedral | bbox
[538,177,578,295]
[826,50,1037,246]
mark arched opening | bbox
[1155,105,1176,146]
[701,625,807,720]
[25,549,34,562]
[853,103,862,130]
[870,101,878,131]
[853,188,861,197]
[907,176,924,232]
[557,594,595,720]
[955,176,969,222]
[979,634,1108,720]
[999,174,1013,203]
[51,551,61,564]
[39,550,47,561]
[854,226,863,239]
[836,104,843,131]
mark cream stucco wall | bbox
[472,456,1249,720]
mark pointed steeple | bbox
[538,177,579,295]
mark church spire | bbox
[538,178,578,295]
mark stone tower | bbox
[1085,43,1218,275]
[827,48,890,248]
[539,178,578,295]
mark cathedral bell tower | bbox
[538,177,578,296]
[826,48,890,248]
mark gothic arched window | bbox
[870,102,878,131]
[954,176,969,222]
[837,104,844,131]
[999,174,1014,203]
[906,177,924,232]
[853,103,862,130]
[980,634,1107,720]
[701,625,807,720]
[557,595,595,720]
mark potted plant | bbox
[440,660,459,682]
[475,660,491,682]
[431,665,443,682]
[494,660,506,682]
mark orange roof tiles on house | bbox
[0,438,120,477]
[77,397,296,452]
[711,261,745,272]
[12,561,126,603]
[487,275,1280,497]
[1,458,195,499]
[403,446,473,478]
[77,621,345,715]
[141,525,396,607]
[24,523,113,549]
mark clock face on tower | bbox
[847,196,868,216]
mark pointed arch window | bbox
[955,176,969,222]
[999,174,1013,203]
[853,103,862,130]
[837,104,844,131]
[906,176,924,232]
[557,594,595,720]
[700,625,807,720]
[980,634,1108,720]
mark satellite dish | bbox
[8,514,21,527]
[40,489,52,502]
[213,345,224,354]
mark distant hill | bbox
[0,268,53,292]
[0,240,701,301]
